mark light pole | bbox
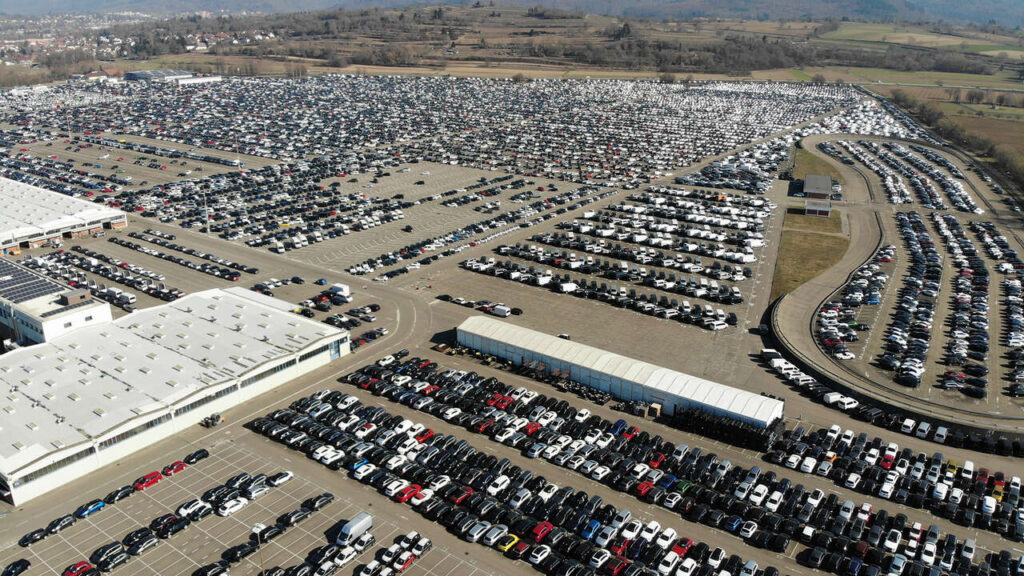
[251,523,267,576]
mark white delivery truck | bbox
[335,512,373,546]
[328,283,352,298]
[490,305,512,318]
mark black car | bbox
[123,528,153,548]
[47,515,76,534]
[97,551,130,572]
[194,561,230,576]
[156,517,190,539]
[90,541,125,565]
[258,568,286,576]
[279,509,312,527]
[127,535,160,556]
[302,492,334,511]
[105,486,134,505]
[184,449,210,465]
[18,529,46,547]
[150,514,178,532]
[1,559,30,576]
[224,541,260,563]
[252,524,284,543]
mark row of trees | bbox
[890,89,1024,193]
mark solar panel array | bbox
[0,258,65,304]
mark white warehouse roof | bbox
[0,179,126,247]
[0,287,344,479]
[457,316,784,427]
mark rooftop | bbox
[0,179,125,247]
[0,287,344,478]
[0,258,65,305]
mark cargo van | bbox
[335,512,373,546]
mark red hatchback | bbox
[524,422,541,436]
[134,471,162,491]
[162,461,187,476]
[532,521,553,542]
[649,453,666,469]
[63,561,95,576]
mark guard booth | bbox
[805,200,832,218]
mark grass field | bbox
[771,225,850,301]
[784,209,843,234]
[821,22,1023,58]
[794,148,843,184]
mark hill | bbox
[0,0,1020,26]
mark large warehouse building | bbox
[0,287,348,505]
[457,316,784,428]
[0,179,127,254]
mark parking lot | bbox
[2,74,1024,576]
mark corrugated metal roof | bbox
[457,316,783,426]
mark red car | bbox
[162,461,187,476]
[422,385,440,396]
[63,562,95,576]
[394,553,415,572]
[415,429,435,443]
[879,455,894,470]
[473,420,494,434]
[609,537,629,556]
[449,486,473,505]
[621,426,639,440]
[507,541,530,559]
[604,558,627,575]
[672,537,694,557]
[495,396,514,410]
[394,485,421,504]
[532,521,553,542]
[486,393,503,407]
[524,422,541,436]
[635,481,654,497]
[649,453,666,469]
[359,378,378,390]
[134,471,162,491]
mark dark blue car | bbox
[581,519,602,540]
[74,499,106,518]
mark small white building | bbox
[176,75,223,86]
[0,258,112,345]
[0,287,348,504]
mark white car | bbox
[336,547,357,567]
[785,454,801,469]
[216,497,249,517]
[268,471,294,487]
[537,484,558,502]
[620,520,643,540]
[677,558,699,576]
[383,479,409,497]
[800,456,818,473]
[883,529,902,553]
[589,549,612,569]
[654,528,677,550]
[920,542,937,566]
[765,491,784,512]
[662,493,683,510]
[353,464,377,481]
[481,524,509,547]
[410,489,434,507]
[178,499,207,517]
[594,526,617,547]
[591,466,612,481]
[748,485,769,506]
[487,475,510,496]
[465,521,491,543]
[638,520,661,542]
[528,544,551,565]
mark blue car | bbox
[657,474,677,489]
[722,515,743,533]
[581,519,602,540]
[610,419,627,436]
[74,499,106,518]
[347,458,369,471]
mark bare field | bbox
[770,225,850,301]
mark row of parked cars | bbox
[248,385,773,576]
[339,355,1018,576]
[8,449,209,576]
[460,256,735,331]
[816,246,892,360]
[108,236,243,281]
[129,230,260,274]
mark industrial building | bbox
[803,174,833,200]
[124,69,193,82]
[0,179,127,254]
[0,258,112,346]
[457,316,784,428]
[0,287,348,505]
[176,75,223,86]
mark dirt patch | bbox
[784,209,843,234]
[771,216,850,300]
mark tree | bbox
[658,72,676,84]
[512,72,528,83]
[811,73,826,83]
